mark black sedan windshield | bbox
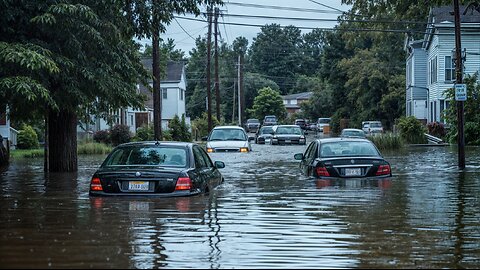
[103,146,187,167]
[320,141,379,157]
[276,126,302,135]
[259,127,273,135]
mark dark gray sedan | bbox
[294,138,392,178]
[89,141,225,197]
[270,125,306,145]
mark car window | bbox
[193,146,208,168]
[320,141,380,157]
[304,142,317,159]
[370,122,382,128]
[259,127,273,135]
[199,147,214,168]
[210,128,247,141]
[276,126,302,135]
[104,146,187,167]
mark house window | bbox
[440,100,445,122]
[430,56,437,84]
[130,115,134,125]
[162,88,167,99]
[406,61,412,86]
[445,56,456,82]
[180,89,184,101]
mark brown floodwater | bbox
[1,142,480,268]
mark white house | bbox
[281,92,313,117]
[406,5,480,124]
[0,106,17,149]
[78,59,189,137]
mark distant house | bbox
[405,5,480,124]
[79,59,189,137]
[282,92,313,117]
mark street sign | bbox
[455,84,467,101]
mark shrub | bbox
[77,142,112,155]
[133,125,154,141]
[93,130,110,144]
[110,124,131,146]
[464,122,480,145]
[169,115,191,142]
[17,125,39,149]
[367,133,403,150]
[427,122,446,139]
[191,112,220,139]
[396,116,427,144]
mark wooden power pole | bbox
[454,0,465,169]
[214,7,221,121]
[206,6,213,132]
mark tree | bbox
[1,1,147,172]
[124,0,222,140]
[249,87,287,121]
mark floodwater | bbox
[1,141,480,269]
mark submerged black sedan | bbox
[294,138,391,178]
[89,142,225,197]
[270,125,306,145]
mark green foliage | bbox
[110,124,131,146]
[10,149,44,159]
[443,74,480,145]
[93,130,110,144]
[168,115,191,142]
[133,125,154,141]
[249,87,287,121]
[396,116,427,144]
[191,112,220,139]
[17,125,40,150]
[77,142,112,155]
[367,133,403,150]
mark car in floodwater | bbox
[340,128,366,138]
[294,138,392,179]
[270,125,306,145]
[245,118,261,133]
[89,141,225,197]
[205,126,254,153]
[255,125,274,144]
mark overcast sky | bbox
[139,0,351,55]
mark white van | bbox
[362,121,383,135]
[316,118,331,132]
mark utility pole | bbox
[454,0,465,169]
[206,6,213,132]
[237,55,241,126]
[214,7,221,121]
[232,79,236,123]
[240,51,245,127]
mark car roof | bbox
[342,128,364,132]
[315,137,371,144]
[213,125,245,130]
[275,125,301,128]
[117,141,193,148]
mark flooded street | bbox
[1,141,480,268]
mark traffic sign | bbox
[455,84,467,101]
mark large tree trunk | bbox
[48,108,78,172]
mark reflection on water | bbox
[1,144,480,268]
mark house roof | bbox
[431,5,480,24]
[282,92,313,100]
[141,58,185,83]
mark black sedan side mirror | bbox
[214,161,225,169]
[294,153,304,160]
[202,136,208,141]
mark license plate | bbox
[345,168,362,176]
[128,181,149,191]
[285,140,291,143]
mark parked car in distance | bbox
[263,115,278,126]
[362,121,384,135]
[270,125,306,145]
[294,118,307,130]
[340,128,366,138]
[205,126,254,153]
[255,126,274,144]
[89,141,225,197]
[245,118,261,133]
[294,138,392,179]
[316,118,331,132]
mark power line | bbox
[174,17,197,41]
[226,1,343,14]
[306,0,346,13]
[175,16,428,35]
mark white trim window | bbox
[445,56,456,82]
[162,88,167,99]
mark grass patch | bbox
[77,142,112,155]
[10,148,44,159]
[367,133,404,150]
